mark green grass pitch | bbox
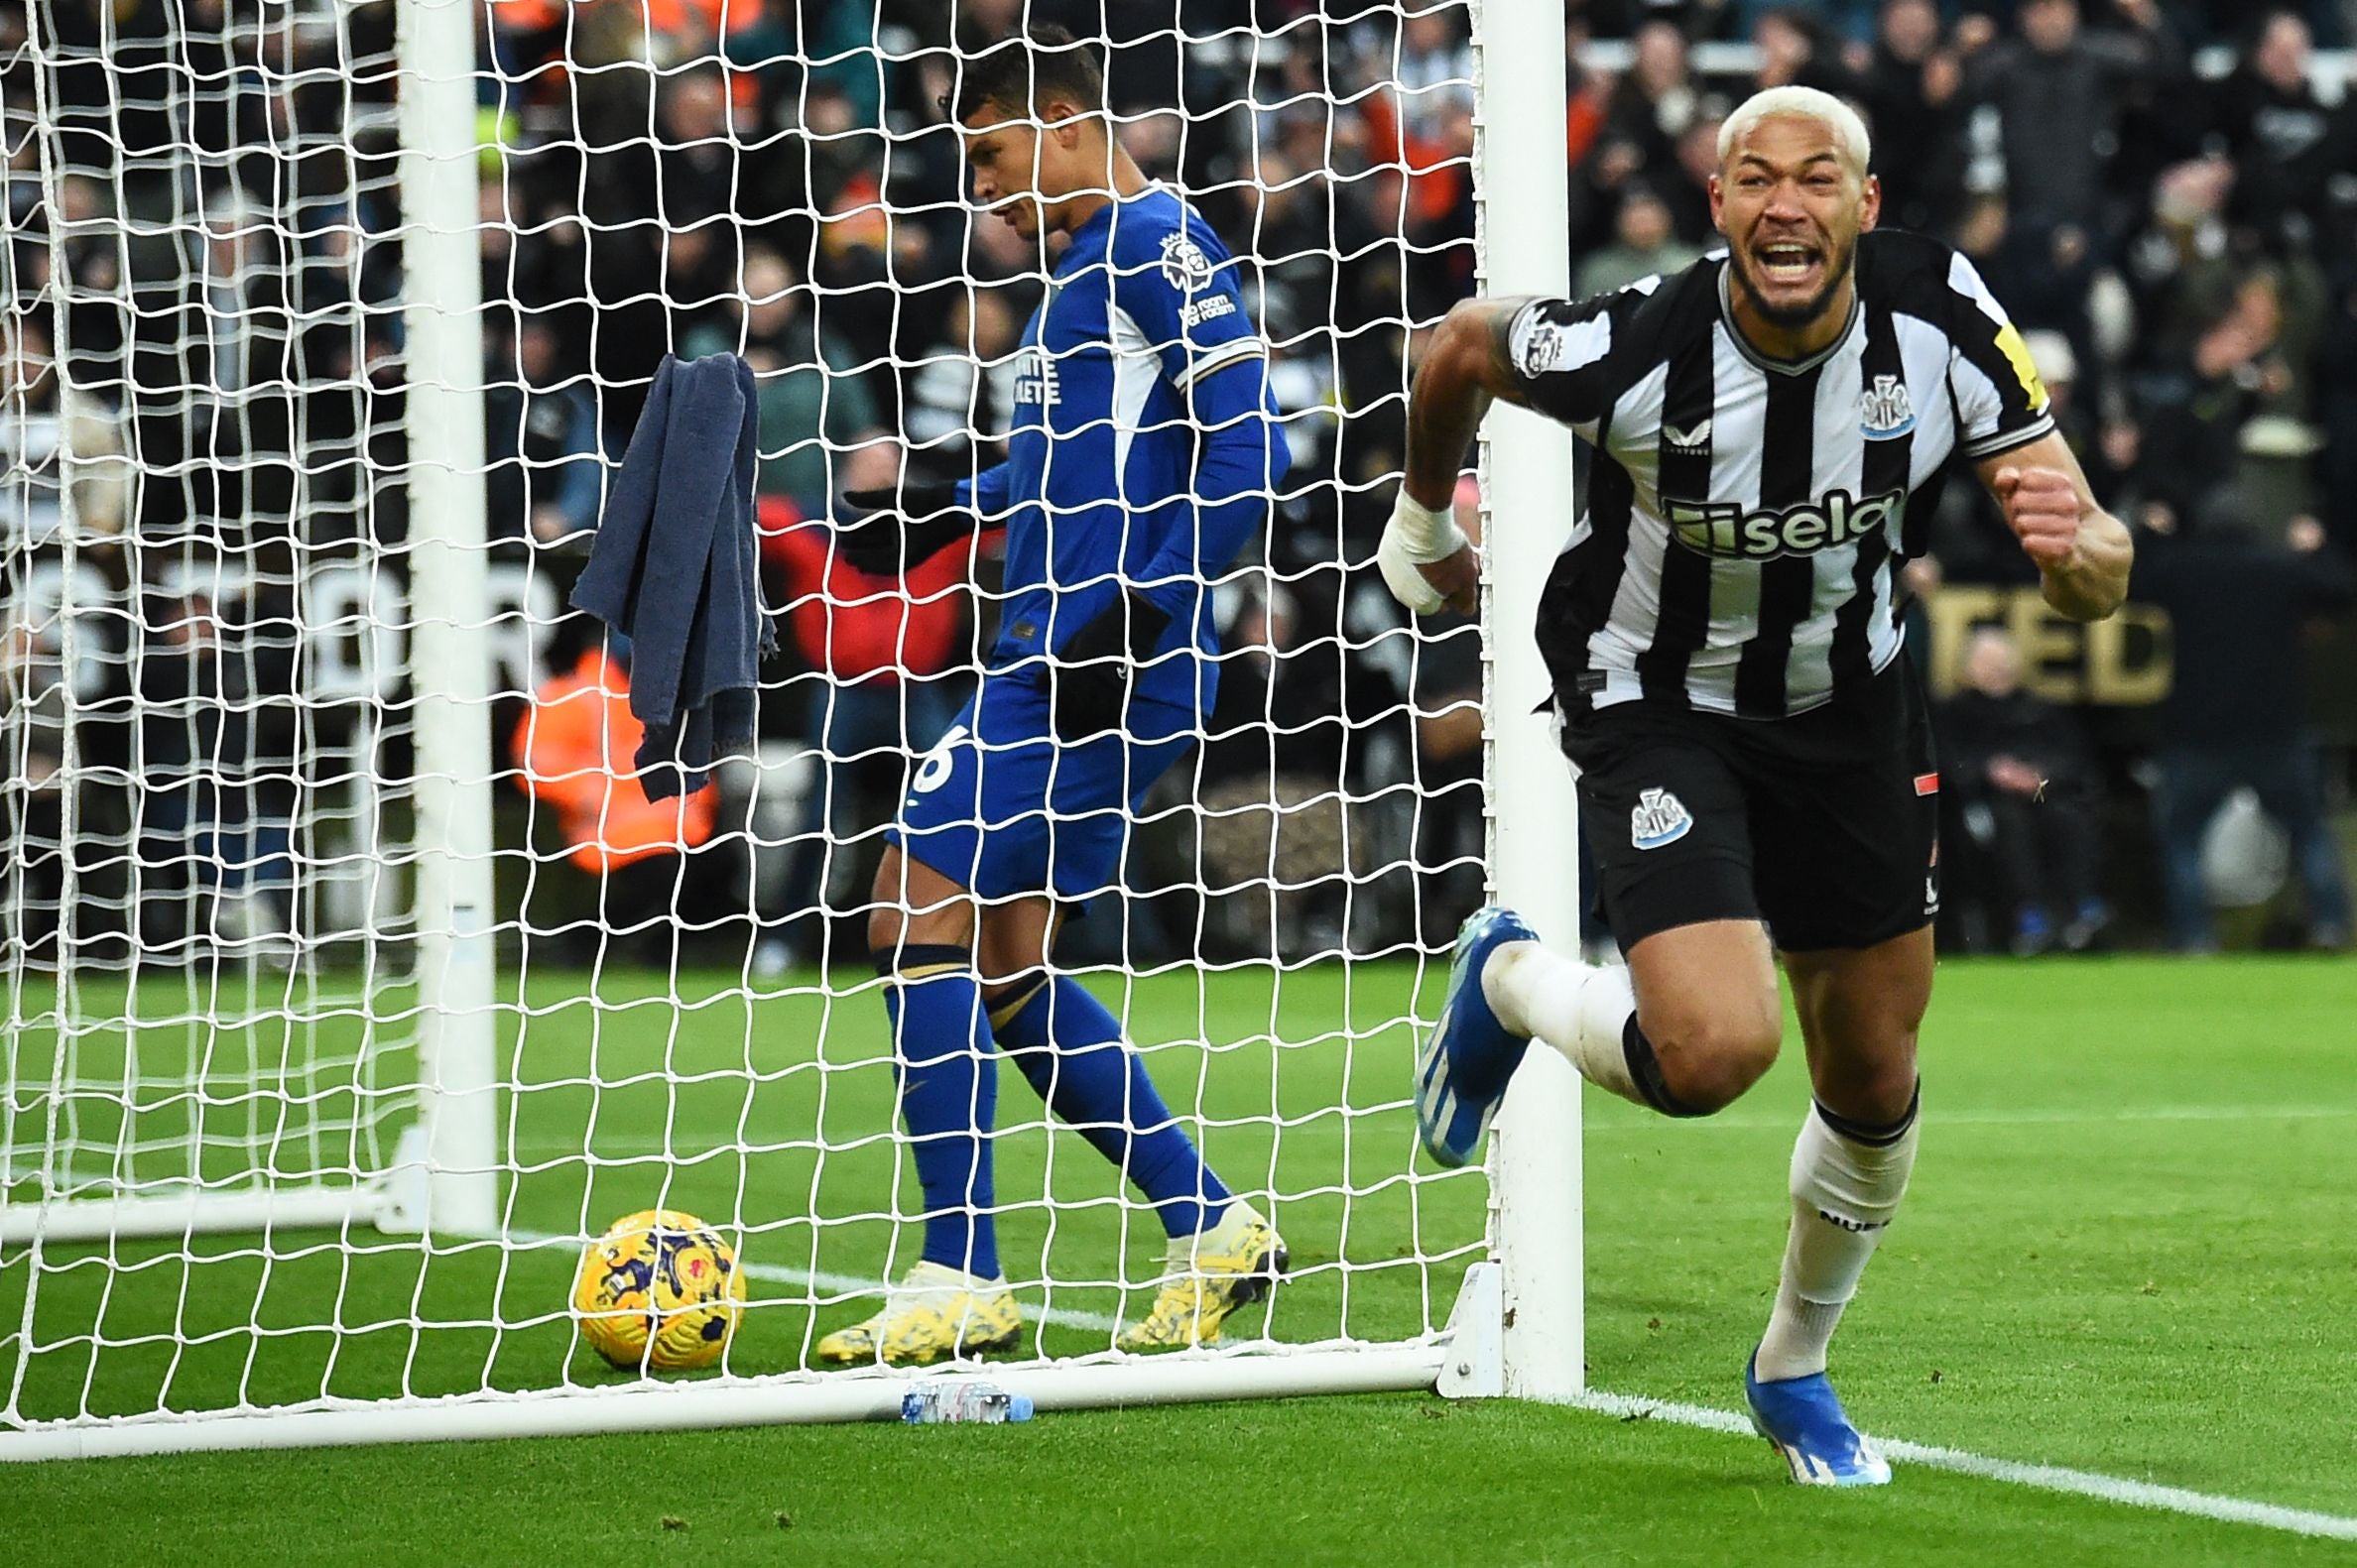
[7,955,2356,1565]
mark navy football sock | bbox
[881,945,1001,1280]
[995,975,1232,1239]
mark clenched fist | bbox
[1992,465,2080,571]
[1376,487,1479,615]
[1404,541,1480,616]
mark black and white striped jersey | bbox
[1509,229,2053,720]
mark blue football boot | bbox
[1414,905,1539,1167]
[1744,1351,1893,1486]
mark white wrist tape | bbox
[1385,489,1460,557]
[1376,489,1470,614]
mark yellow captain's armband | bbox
[1993,321,2049,415]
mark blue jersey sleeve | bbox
[1133,358,1288,610]
[1105,203,1288,620]
[955,461,1014,520]
[1108,208,1265,393]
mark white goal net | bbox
[0,0,1575,1457]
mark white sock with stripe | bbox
[1753,1093,1922,1384]
[1480,941,1646,1107]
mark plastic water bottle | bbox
[900,1380,1035,1425]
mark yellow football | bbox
[571,1208,747,1371]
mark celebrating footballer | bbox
[1387,84,2132,1486]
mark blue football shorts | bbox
[888,670,1199,903]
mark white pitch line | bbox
[494,1226,1127,1334]
[1571,1388,2357,1543]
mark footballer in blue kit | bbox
[817,27,1292,1366]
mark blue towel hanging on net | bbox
[570,352,776,799]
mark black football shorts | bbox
[1558,658,1939,953]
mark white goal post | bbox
[0,0,505,1251]
[0,0,1579,1460]
[1477,0,1584,1405]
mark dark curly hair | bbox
[943,25,1106,125]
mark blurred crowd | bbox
[1561,0,2357,952]
[1,0,2351,968]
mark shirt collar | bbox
[1715,259,1863,377]
[1058,181,1171,261]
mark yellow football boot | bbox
[1117,1201,1288,1351]
[815,1262,1022,1366]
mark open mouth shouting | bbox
[1737,227,1850,329]
[1751,236,1825,294]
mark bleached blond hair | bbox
[1717,86,1873,178]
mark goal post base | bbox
[2,1260,1516,1462]
[0,1184,382,1247]
[373,1122,498,1238]
[1435,1261,1506,1399]
[0,1121,487,1245]
[0,1341,1454,1463]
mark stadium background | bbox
[4,0,2353,966]
[4,4,2356,1558]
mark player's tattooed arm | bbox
[1977,430,2135,621]
[1400,296,1542,510]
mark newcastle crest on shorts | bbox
[1860,374,1916,439]
[1630,787,1693,850]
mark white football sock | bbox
[1753,1097,1921,1384]
[1480,941,1645,1107]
